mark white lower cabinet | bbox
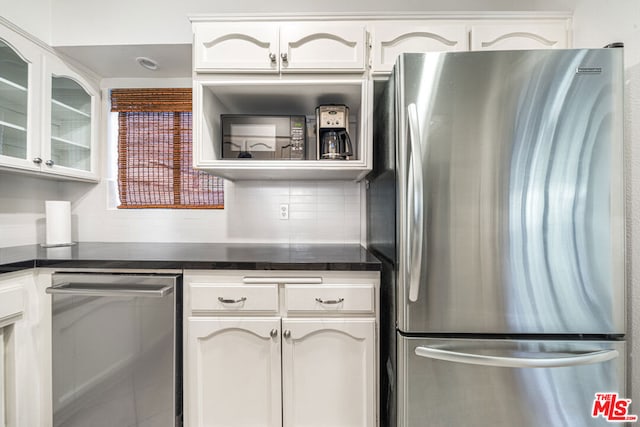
[184,270,379,427]
[187,317,282,427]
[282,318,375,427]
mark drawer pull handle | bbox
[218,296,247,304]
[315,297,344,305]
[243,277,322,284]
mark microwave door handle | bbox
[407,103,424,303]
[414,346,619,368]
[249,142,272,149]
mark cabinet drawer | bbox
[190,284,279,313]
[284,284,374,314]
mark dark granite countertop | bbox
[0,242,381,273]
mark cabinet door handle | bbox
[33,157,43,164]
[283,330,291,339]
[270,328,278,338]
[269,52,277,64]
[280,52,288,63]
[217,296,247,304]
[315,297,344,305]
[45,159,55,166]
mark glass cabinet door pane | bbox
[0,39,28,159]
[51,76,91,171]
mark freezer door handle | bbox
[407,103,424,303]
[414,345,619,368]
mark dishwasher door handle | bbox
[45,283,174,297]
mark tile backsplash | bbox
[0,172,363,247]
[226,180,362,244]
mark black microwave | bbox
[221,115,308,160]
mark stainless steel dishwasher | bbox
[46,273,183,427]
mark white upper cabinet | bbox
[279,22,366,72]
[193,22,279,73]
[0,19,99,182]
[0,26,42,173]
[370,21,468,73]
[470,20,570,51]
[42,55,99,181]
[190,14,571,180]
[193,21,367,74]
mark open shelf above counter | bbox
[193,78,371,181]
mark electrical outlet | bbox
[279,204,289,220]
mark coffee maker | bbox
[316,105,353,160]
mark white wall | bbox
[0,173,64,247]
[49,0,577,46]
[0,0,50,43]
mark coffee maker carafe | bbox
[316,105,353,160]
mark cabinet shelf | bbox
[51,99,91,122]
[194,78,371,181]
[195,160,370,180]
[51,136,90,150]
[0,119,26,132]
[0,121,27,159]
[0,75,26,92]
[0,76,28,120]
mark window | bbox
[110,88,223,209]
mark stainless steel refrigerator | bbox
[366,49,626,427]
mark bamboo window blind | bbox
[111,88,224,209]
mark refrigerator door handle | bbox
[414,345,619,368]
[407,103,424,303]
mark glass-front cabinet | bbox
[42,56,98,181]
[0,30,41,172]
[49,76,92,172]
[0,39,28,159]
[0,22,98,181]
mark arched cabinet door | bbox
[191,20,367,74]
[0,28,42,172]
[281,318,375,427]
[42,55,99,181]
[369,22,468,74]
[193,22,279,73]
[186,317,282,427]
[279,22,367,73]
[470,21,570,51]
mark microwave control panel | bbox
[290,116,305,159]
